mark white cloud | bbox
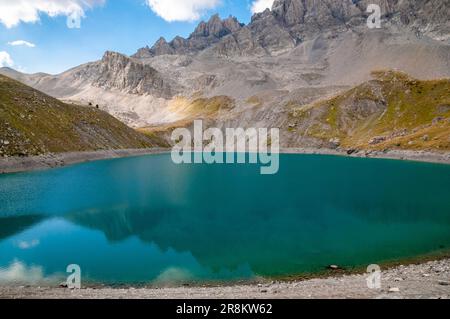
[16,239,40,249]
[0,260,62,285]
[0,0,105,28]
[0,261,44,284]
[146,0,221,22]
[251,0,274,14]
[8,40,36,48]
[0,51,14,67]
[154,267,193,285]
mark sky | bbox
[0,0,275,75]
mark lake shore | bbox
[0,148,169,174]
[1,148,449,299]
[281,148,450,165]
[0,147,449,174]
[1,258,449,299]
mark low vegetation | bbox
[168,95,234,119]
[289,70,450,151]
[140,96,234,141]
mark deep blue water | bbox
[0,154,449,285]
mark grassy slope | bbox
[140,95,234,138]
[0,74,164,156]
[289,70,450,151]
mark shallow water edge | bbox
[25,250,450,289]
[1,257,449,299]
[1,151,449,288]
[1,147,449,175]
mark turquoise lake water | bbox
[0,154,450,285]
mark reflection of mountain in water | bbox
[64,205,290,274]
[0,215,44,242]
[1,155,450,279]
[62,200,450,277]
[65,205,166,242]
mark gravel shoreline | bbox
[0,148,169,174]
[1,148,449,174]
[1,259,449,299]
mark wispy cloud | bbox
[0,0,105,28]
[0,51,14,67]
[8,40,36,48]
[16,239,40,250]
[251,0,274,14]
[146,0,221,22]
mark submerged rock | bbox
[327,265,341,270]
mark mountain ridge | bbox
[133,0,450,58]
[1,0,449,138]
[132,14,245,58]
[138,70,450,152]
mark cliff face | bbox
[72,51,172,98]
[270,0,450,33]
[132,14,245,58]
[135,0,450,58]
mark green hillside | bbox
[0,74,166,157]
[289,70,450,151]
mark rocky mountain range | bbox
[1,0,449,150]
[133,14,244,58]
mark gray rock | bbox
[369,136,387,145]
[80,51,173,98]
[132,46,153,59]
[327,265,341,270]
[329,138,341,148]
[433,117,445,125]
[133,14,244,57]
[389,287,400,293]
[151,37,175,56]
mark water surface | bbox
[0,154,449,285]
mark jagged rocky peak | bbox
[191,14,243,38]
[132,0,450,59]
[101,51,132,64]
[270,0,362,27]
[100,51,140,69]
[151,37,175,55]
[132,14,244,58]
[171,36,187,49]
[133,46,153,59]
[85,50,173,98]
[269,0,450,31]
[223,15,244,32]
[132,36,181,58]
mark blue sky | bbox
[0,0,273,75]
